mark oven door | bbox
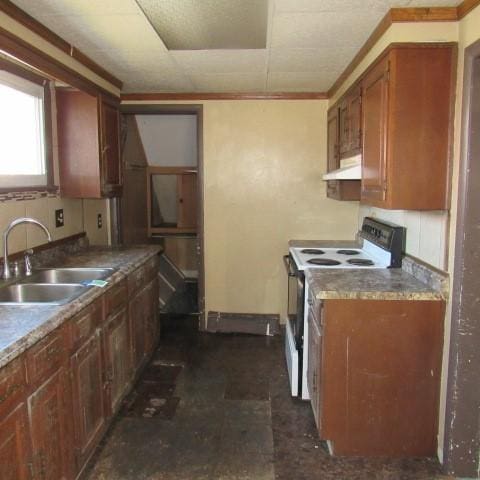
[284,254,305,349]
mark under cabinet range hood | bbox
[322,155,361,180]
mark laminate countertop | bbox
[305,268,444,301]
[0,245,161,369]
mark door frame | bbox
[443,39,480,478]
[119,104,206,328]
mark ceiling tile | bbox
[33,13,166,53]
[122,70,194,93]
[188,73,266,92]
[137,0,268,50]
[268,47,357,72]
[271,11,384,49]
[267,71,338,91]
[171,50,267,74]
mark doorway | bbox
[119,104,205,325]
[443,40,480,478]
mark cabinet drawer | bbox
[0,356,27,414]
[70,299,103,352]
[104,280,127,318]
[27,328,67,385]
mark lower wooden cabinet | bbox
[104,307,131,415]
[70,329,106,470]
[28,367,74,480]
[0,254,160,478]
[310,298,445,456]
[0,403,32,480]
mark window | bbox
[0,67,51,189]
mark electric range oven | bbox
[284,217,405,399]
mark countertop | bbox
[305,268,444,301]
[0,245,161,369]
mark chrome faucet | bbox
[2,218,52,280]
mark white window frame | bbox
[0,69,48,189]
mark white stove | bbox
[289,242,391,271]
[284,217,406,400]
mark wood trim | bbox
[328,7,461,98]
[0,232,86,262]
[147,166,197,175]
[0,0,122,89]
[0,26,119,100]
[121,92,328,101]
[457,0,480,19]
[390,7,458,22]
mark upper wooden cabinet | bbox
[56,90,122,198]
[326,92,361,201]
[361,44,455,210]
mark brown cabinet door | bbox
[100,98,122,197]
[104,307,131,415]
[144,277,160,357]
[327,107,340,173]
[361,55,389,203]
[307,307,322,432]
[177,172,197,229]
[347,86,362,153]
[70,330,105,470]
[0,404,32,480]
[28,368,73,480]
[338,99,349,156]
[129,287,148,370]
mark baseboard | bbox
[206,312,280,336]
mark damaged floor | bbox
[84,315,452,480]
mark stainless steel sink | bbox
[26,267,115,284]
[0,283,87,305]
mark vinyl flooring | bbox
[84,315,453,480]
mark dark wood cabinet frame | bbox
[443,38,480,478]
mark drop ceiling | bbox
[9,0,461,93]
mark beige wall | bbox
[202,100,359,316]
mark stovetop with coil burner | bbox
[291,246,387,270]
[289,217,406,271]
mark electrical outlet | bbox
[55,209,64,228]
[97,213,102,229]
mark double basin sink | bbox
[0,268,115,305]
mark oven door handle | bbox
[283,255,296,277]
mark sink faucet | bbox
[2,217,52,280]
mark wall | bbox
[136,114,197,167]
[0,9,115,256]
[203,100,359,316]
[358,207,449,270]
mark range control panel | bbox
[360,217,406,267]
